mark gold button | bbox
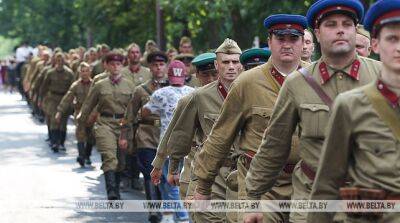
[338,74,343,80]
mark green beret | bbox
[215,38,242,54]
[240,48,271,66]
[192,52,216,71]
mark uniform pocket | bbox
[116,91,132,104]
[299,103,329,138]
[356,138,397,174]
[251,106,273,134]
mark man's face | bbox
[179,43,193,54]
[268,33,303,63]
[183,61,192,76]
[101,47,110,56]
[128,47,141,64]
[80,66,91,80]
[89,51,97,62]
[315,14,356,56]
[196,69,218,86]
[167,51,177,61]
[356,33,371,57]
[372,24,400,74]
[150,61,167,79]
[107,61,123,76]
[302,31,315,61]
[215,53,242,82]
[55,56,64,68]
[42,54,50,62]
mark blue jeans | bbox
[159,158,189,221]
[137,148,157,180]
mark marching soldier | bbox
[142,60,194,222]
[309,1,400,222]
[55,62,94,167]
[356,24,372,57]
[119,51,168,223]
[121,43,152,86]
[39,53,75,152]
[119,43,152,191]
[240,48,271,70]
[193,14,309,223]
[245,1,381,222]
[150,52,218,201]
[77,52,135,200]
[302,29,315,63]
[166,39,243,223]
[179,36,194,54]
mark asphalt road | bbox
[0,90,148,223]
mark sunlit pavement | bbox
[0,90,147,222]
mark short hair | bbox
[167,47,177,54]
[78,62,91,72]
[126,42,141,52]
[180,36,192,46]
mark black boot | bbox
[104,171,119,200]
[51,130,59,153]
[47,130,53,145]
[76,142,85,167]
[59,131,66,151]
[46,124,51,144]
[85,143,93,165]
[115,172,121,199]
[131,178,144,191]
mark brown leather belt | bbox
[340,187,400,219]
[243,150,295,174]
[300,161,315,181]
[139,119,160,126]
[50,91,65,96]
[100,112,124,119]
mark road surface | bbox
[0,91,148,222]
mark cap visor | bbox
[272,29,304,36]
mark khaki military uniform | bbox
[78,76,135,172]
[309,79,400,222]
[121,65,152,87]
[70,59,83,80]
[185,73,201,88]
[194,58,309,223]
[39,65,75,130]
[246,56,380,222]
[31,64,52,102]
[92,72,109,84]
[57,79,94,142]
[29,60,47,97]
[91,60,105,77]
[167,80,239,223]
[124,79,161,152]
[23,56,41,93]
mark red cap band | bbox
[270,23,304,32]
[315,5,357,27]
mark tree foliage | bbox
[0,0,375,51]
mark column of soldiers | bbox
[16,0,400,222]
